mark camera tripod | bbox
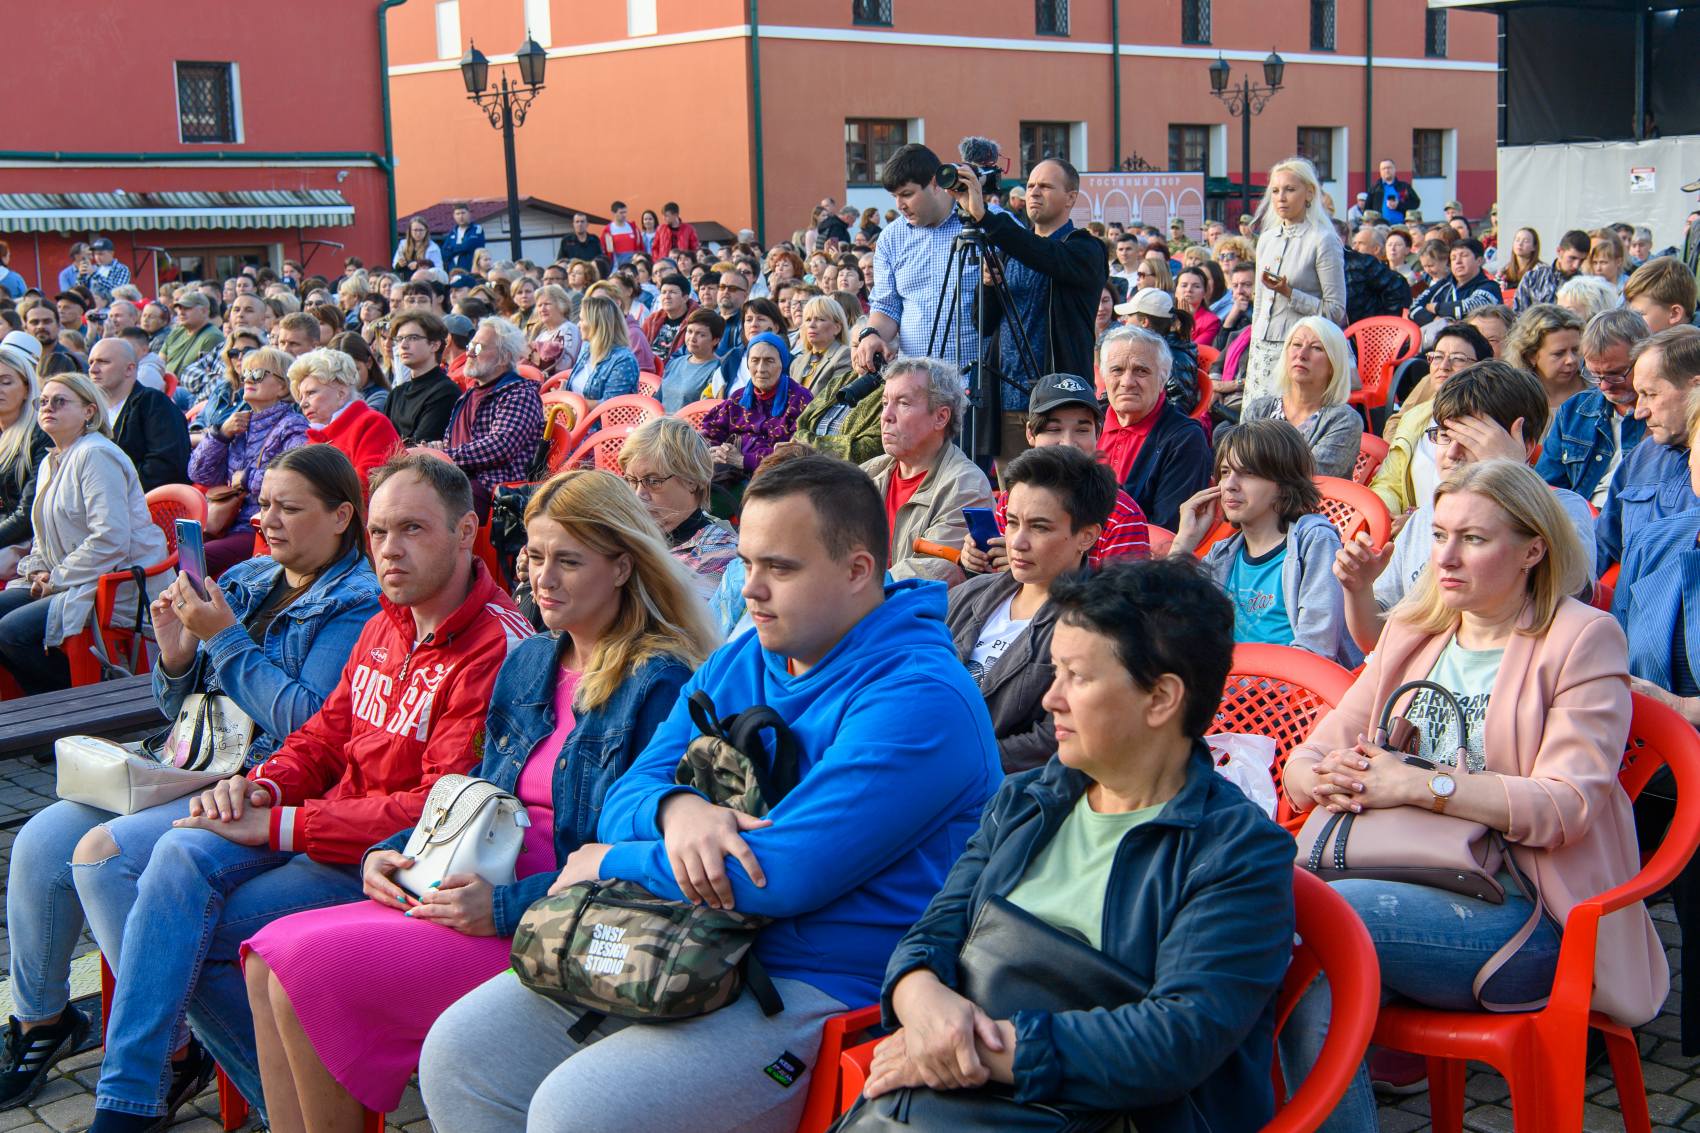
[925,207,1044,462]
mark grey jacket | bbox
[863,442,993,586]
[1238,397,1364,480]
[1251,220,1347,349]
[944,568,1059,773]
[1201,513,1361,669]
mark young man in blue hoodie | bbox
[420,454,1004,1133]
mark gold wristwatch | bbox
[1429,771,1457,814]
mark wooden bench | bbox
[0,675,166,758]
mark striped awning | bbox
[0,189,354,234]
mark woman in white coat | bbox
[1244,157,1347,406]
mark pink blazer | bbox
[1290,598,1668,1026]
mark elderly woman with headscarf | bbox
[695,332,813,481]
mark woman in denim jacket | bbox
[243,468,717,1131]
[0,444,378,1111]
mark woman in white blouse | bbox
[1244,157,1347,406]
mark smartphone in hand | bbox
[175,518,209,599]
[962,506,1001,551]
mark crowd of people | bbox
[0,139,1692,1133]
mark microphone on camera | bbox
[835,368,885,406]
[958,136,1001,169]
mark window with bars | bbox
[1168,125,1210,173]
[845,118,909,185]
[1036,0,1069,36]
[1297,127,1335,182]
[1310,0,1336,49]
[1181,0,1211,44]
[1020,122,1071,174]
[1425,9,1448,57]
[852,0,892,25]
[176,62,237,144]
[1413,129,1446,177]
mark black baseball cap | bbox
[1029,372,1101,419]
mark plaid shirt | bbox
[870,211,976,364]
[992,484,1150,566]
[86,261,131,300]
[443,371,545,496]
[179,347,228,401]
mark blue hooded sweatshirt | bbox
[597,579,1004,1008]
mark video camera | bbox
[933,135,1004,202]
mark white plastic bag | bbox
[1205,733,1279,819]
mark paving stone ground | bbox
[0,756,1690,1132]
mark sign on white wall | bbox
[1070,173,1207,240]
[1499,137,1700,252]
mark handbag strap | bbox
[1377,678,1472,772]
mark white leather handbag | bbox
[393,774,531,900]
[55,734,245,816]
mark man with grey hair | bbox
[1097,325,1210,530]
[1537,307,1649,506]
[860,357,992,584]
[434,316,544,519]
[87,336,191,489]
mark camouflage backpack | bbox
[510,692,801,1038]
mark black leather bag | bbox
[830,897,1140,1133]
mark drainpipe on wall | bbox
[1111,0,1122,170]
[749,0,767,244]
[379,0,411,250]
[1363,0,1374,200]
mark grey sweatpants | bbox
[419,970,847,1133]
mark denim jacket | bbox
[1595,438,1700,572]
[1536,389,1646,504]
[373,633,692,938]
[152,548,382,766]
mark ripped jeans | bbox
[1277,878,1562,1133]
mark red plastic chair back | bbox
[1314,476,1391,550]
[794,1005,882,1133]
[185,400,205,425]
[1344,317,1421,414]
[1195,343,1221,372]
[146,484,208,553]
[542,387,589,420]
[1146,524,1176,557]
[1210,643,1356,830]
[564,394,664,452]
[637,371,661,398]
[563,424,634,473]
[515,363,547,385]
[162,372,178,398]
[1591,580,1614,612]
[1191,369,1214,422]
[676,398,725,430]
[1352,433,1389,486]
[1266,870,1382,1132]
[540,373,571,395]
[538,403,580,476]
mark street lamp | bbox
[1208,50,1284,216]
[460,35,548,260]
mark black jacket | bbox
[1372,177,1421,219]
[1410,270,1502,326]
[944,569,1062,773]
[0,425,50,549]
[110,383,191,491]
[1120,401,1211,531]
[386,365,461,446]
[817,214,851,245]
[557,233,603,263]
[977,211,1108,394]
[1343,248,1412,325]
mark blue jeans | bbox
[0,588,68,694]
[1277,879,1562,1133]
[73,809,360,1116]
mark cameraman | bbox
[853,144,975,376]
[949,157,1107,458]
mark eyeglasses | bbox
[1424,352,1475,369]
[1423,425,1455,446]
[622,473,676,492]
[40,395,79,411]
[243,370,285,384]
[468,342,487,356]
[393,334,429,346]
[226,345,257,360]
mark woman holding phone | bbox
[0,444,380,1117]
[1244,157,1347,406]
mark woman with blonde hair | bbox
[587,279,657,373]
[243,467,716,1133]
[0,331,47,577]
[1504,303,1586,412]
[1283,458,1664,1125]
[617,416,738,597]
[526,283,582,375]
[1234,314,1362,478]
[1245,156,1347,405]
[290,347,402,486]
[566,294,640,402]
[0,372,168,693]
[790,295,852,392]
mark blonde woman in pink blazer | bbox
[1279,459,1667,1130]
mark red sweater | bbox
[307,397,402,487]
[250,563,532,862]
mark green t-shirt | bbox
[1005,793,1164,949]
[1406,638,1504,772]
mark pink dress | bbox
[243,670,580,1111]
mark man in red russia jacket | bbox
[79,453,529,1132]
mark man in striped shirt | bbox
[958,372,1151,574]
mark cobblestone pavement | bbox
[0,757,1692,1132]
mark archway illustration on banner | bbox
[1070,172,1208,240]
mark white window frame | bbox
[525,0,552,46]
[435,0,462,61]
[628,0,658,37]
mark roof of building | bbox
[397,197,608,234]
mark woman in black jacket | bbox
[0,332,49,577]
[945,446,1113,772]
[867,559,1295,1133]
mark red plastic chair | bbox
[537,403,580,476]
[1195,343,1221,372]
[794,1005,883,1133]
[637,371,661,399]
[542,386,589,421]
[100,957,252,1132]
[515,362,547,385]
[833,873,1380,1133]
[1146,524,1176,557]
[1345,317,1421,422]
[1352,433,1389,486]
[1209,644,1355,831]
[676,397,725,431]
[1315,476,1392,551]
[1591,580,1615,612]
[562,424,634,473]
[1190,368,1214,423]
[64,485,206,686]
[539,373,571,395]
[162,372,178,399]
[1373,692,1700,1133]
[185,400,205,425]
[563,394,664,453]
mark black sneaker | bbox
[0,1005,91,1109]
[160,1036,216,1124]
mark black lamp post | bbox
[460,35,548,260]
[1208,50,1285,216]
